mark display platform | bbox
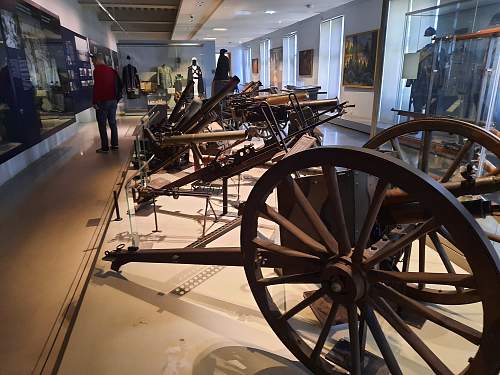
[58,141,482,375]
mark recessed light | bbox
[278,20,283,24]
[204,37,217,40]
[236,10,251,16]
[264,10,276,14]
[213,27,228,31]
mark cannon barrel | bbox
[384,174,500,206]
[159,129,255,145]
[174,76,240,135]
[169,80,195,123]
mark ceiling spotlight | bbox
[213,27,228,31]
[236,10,251,16]
[264,10,276,14]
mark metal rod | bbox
[113,190,123,221]
[152,195,161,233]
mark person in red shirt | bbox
[92,53,122,153]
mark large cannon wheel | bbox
[364,118,500,182]
[241,147,499,375]
[364,118,500,304]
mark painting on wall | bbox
[299,49,314,76]
[252,58,259,74]
[343,30,378,88]
[270,47,283,88]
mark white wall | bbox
[31,0,117,50]
[241,0,383,125]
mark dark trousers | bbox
[96,100,118,149]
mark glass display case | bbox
[395,0,500,130]
[0,0,79,162]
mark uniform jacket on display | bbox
[122,64,140,99]
[157,64,173,90]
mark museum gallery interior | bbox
[0,0,499,374]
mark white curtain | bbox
[283,33,297,87]
[318,16,344,98]
[260,39,270,87]
[243,47,252,83]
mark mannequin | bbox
[122,55,140,99]
[187,57,204,99]
[213,48,230,96]
[406,27,439,114]
[157,63,173,92]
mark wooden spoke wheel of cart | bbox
[241,146,499,375]
[364,118,500,305]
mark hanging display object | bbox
[270,47,283,88]
[298,49,314,77]
[343,30,378,88]
[252,58,259,74]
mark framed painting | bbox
[252,58,259,74]
[299,49,314,76]
[343,30,378,88]
[270,47,283,88]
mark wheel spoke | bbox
[401,245,411,272]
[361,304,403,375]
[390,138,404,162]
[352,179,388,264]
[373,283,481,345]
[364,219,439,268]
[429,232,463,293]
[367,269,476,288]
[286,176,339,254]
[259,203,328,255]
[347,304,362,375]
[280,288,325,322]
[322,165,351,255]
[257,271,322,286]
[440,140,474,183]
[418,236,426,290]
[252,237,323,259]
[369,294,454,375]
[418,130,432,173]
[310,302,340,362]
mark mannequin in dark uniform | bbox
[122,56,140,99]
[406,27,438,114]
[187,57,204,99]
[213,48,230,95]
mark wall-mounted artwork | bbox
[270,47,283,88]
[343,30,378,88]
[299,49,314,76]
[252,58,259,74]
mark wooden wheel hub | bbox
[322,258,366,303]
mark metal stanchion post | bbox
[222,177,228,216]
[152,195,161,233]
[113,190,123,221]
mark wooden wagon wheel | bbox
[241,146,500,375]
[364,118,500,304]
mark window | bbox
[259,39,270,87]
[283,32,297,87]
[242,47,252,83]
[318,16,344,98]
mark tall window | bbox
[259,39,270,87]
[318,16,344,98]
[242,47,252,83]
[283,33,297,87]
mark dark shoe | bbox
[110,146,119,151]
[96,148,109,153]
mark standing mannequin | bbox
[213,48,230,96]
[406,27,439,114]
[187,57,204,99]
[122,56,140,99]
